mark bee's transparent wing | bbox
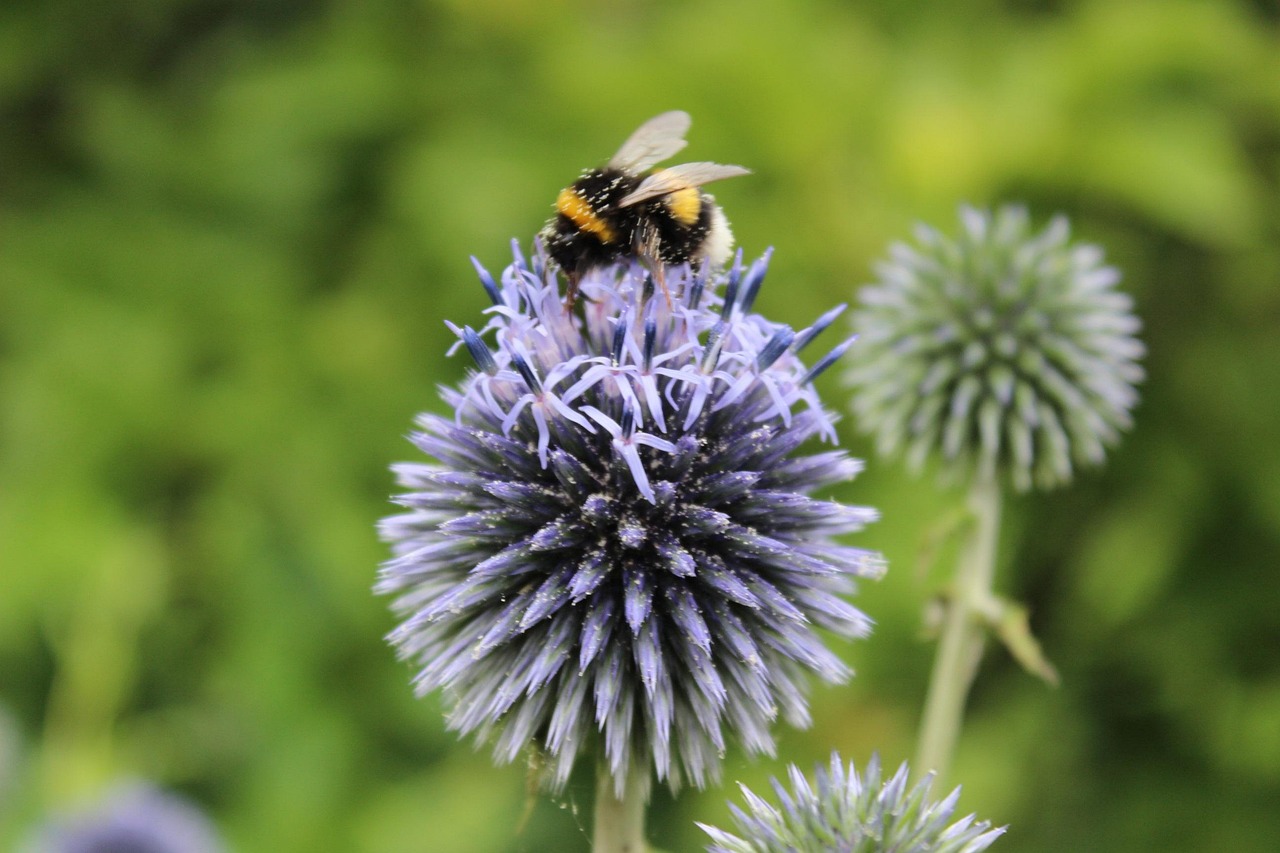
[608,111,692,173]
[618,162,751,207]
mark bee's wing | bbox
[617,162,752,207]
[608,111,692,173]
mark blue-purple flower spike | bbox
[378,245,883,795]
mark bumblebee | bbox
[540,111,750,305]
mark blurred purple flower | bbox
[378,244,882,794]
[25,784,223,853]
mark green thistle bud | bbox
[847,206,1144,491]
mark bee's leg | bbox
[563,269,582,310]
[653,262,672,310]
[635,228,672,309]
[638,254,672,309]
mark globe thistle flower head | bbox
[847,206,1144,491]
[24,784,224,853]
[379,241,883,795]
[699,752,1005,853]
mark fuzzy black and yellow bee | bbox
[540,111,750,306]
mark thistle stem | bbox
[915,472,1002,784]
[592,763,648,853]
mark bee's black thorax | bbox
[543,168,640,276]
[573,169,641,220]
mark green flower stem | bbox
[915,472,1002,783]
[593,763,648,853]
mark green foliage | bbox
[2,1,1279,850]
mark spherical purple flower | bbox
[24,784,224,853]
[379,243,882,793]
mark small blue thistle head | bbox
[699,753,1005,853]
[847,206,1144,491]
[378,243,882,794]
[24,785,224,853]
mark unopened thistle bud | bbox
[847,206,1144,490]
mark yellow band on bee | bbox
[664,186,702,226]
[557,188,618,242]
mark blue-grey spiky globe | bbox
[378,244,883,794]
[699,753,1005,853]
[847,206,1144,491]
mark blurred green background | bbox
[2,0,1279,850]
